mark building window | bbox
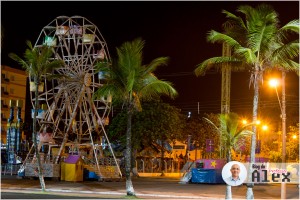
[1,113,7,121]
[0,100,6,108]
[10,75,15,81]
[10,88,14,94]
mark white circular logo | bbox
[222,161,247,186]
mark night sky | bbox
[1,1,299,124]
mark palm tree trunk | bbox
[125,104,135,196]
[33,78,46,191]
[225,149,232,200]
[246,71,260,199]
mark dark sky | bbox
[1,1,299,123]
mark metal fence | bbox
[1,164,21,175]
[135,158,185,173]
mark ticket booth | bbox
[61,155,83,182]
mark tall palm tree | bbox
[204,112,253,200]
[9,41,64,191]
[195,4,299,199]
[93,38,177,196]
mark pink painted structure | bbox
[195,159,226,169]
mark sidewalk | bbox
[1,175,225,199]
[2,175,296,199]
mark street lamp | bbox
[269,74,287,199]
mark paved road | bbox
[1,192,105,199]
[1,175,299,199]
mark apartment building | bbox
[1,65,27,144]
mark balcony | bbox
[1,117,7,122]
[1,91,9,96]
[1,105,8,111]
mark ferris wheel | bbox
[24,16,121,179]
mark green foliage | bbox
[9,40,64,81]
[184,113,220,156]
[203,112,253,161]
[195,4,299,77]
[194,3,299,198]
[93,38,178,108]
[108,101,185,152]
[269,151,282,162]
[9,40,64,192]
[93,38,178,195]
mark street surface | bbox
[1,175,299,199]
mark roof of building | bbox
[65,155,81,164]
[1,65,27,76]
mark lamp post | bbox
[252,120,268,161]
[269,72,286,199]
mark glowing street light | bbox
[269,78,283,113]
[262,125,268,131]
[242,119,248,125]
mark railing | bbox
[1,164,22,175]
[135,158,185,173]
[82,156,122,178]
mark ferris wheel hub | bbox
[84,73,92,86]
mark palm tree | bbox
[93,38,177,196]
[204,112,253,200]
[9,41,64,191]
[195,4,299,199]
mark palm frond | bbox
[203,117,222,134]
[143,57,169,76]
[207,30,241,49]
[222,9,247,30]
[95,61,110,72]
[234,47,256,63]
[195,56,240,76]
[279,19,299,34]
[272,40,299,61]
[8,53,30,71]
[139,77,177,101]
[94,38,177,112]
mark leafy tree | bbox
[204,113,253,162]
[108,101,185,174]
[286,124,299,161]
[93,38,177,196]
[195,4,299,199]
[9,41,64,192]
[184,113,220,159]
[204,112,253,200]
